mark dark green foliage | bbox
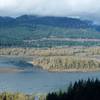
[1,26,100,47]
[0,15,92,28]
[0,15,100,47]
[46,79,100,100]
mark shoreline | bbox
[31,63,100,73]
[1,46,100,73]
[0,68,25,73]
[48,68,100,73]
[0,57,100,73]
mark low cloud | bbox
[0,0,100,22]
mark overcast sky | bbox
[0,0,100,22]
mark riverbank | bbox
[48,68,100,72]
[0,78,100,100]
[1,46,100,72]
[0,92,46,100]
[0,68,25,73]
[30,47,100,72]
[32,61,100,73]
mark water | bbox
[0,56,100,94]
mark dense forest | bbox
[46,79,100,100]
[0,15,100,47]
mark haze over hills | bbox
[0,15,100,47]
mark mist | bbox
[0,0,100,22]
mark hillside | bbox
[0,15,93,27]
[0,15,100,47]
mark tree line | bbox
[46,79,100,100]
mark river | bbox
[0,56,100,94]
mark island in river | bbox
[1,46,100,72]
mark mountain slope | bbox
[0,15,100,47]
[0,15,93,28]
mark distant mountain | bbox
[15,15,93,28]
[0,16,14,26]
[0,15,94,28]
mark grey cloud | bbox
[0,0,100,22]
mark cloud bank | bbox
[0,0,100,22]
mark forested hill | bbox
[0,15,93,28]
[0,15,100,47]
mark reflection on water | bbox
[0,56,40,72]
[0,56,100,94]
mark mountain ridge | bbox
[0,15,100,47]
[0,15,94,28]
